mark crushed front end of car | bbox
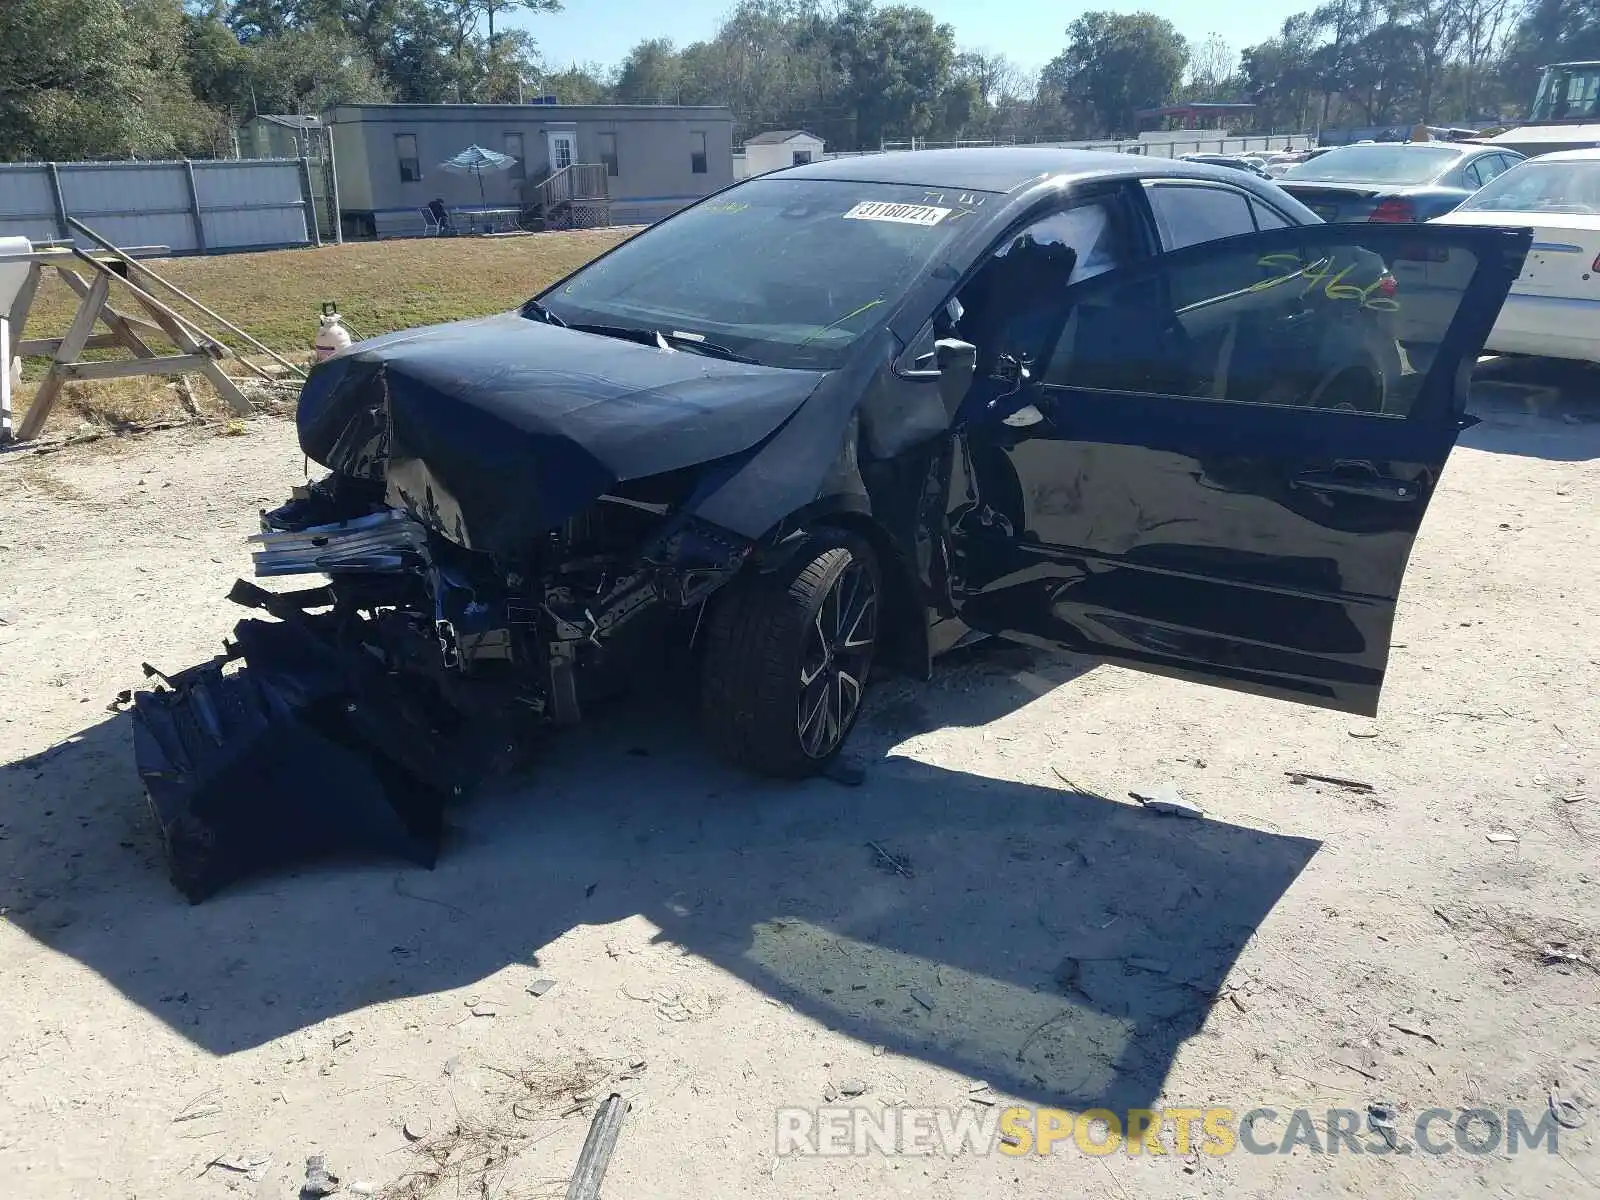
[130,314,835,902]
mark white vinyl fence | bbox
[737,133,1314,178]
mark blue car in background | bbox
[1276,142,1527,223]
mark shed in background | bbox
[735,130,825,179]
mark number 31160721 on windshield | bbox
[1248,252,1401,312]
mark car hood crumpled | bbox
[295,312,827,555]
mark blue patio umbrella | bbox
[439,144,519,203]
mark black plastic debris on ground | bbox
[131,610,459,903]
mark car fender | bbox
[746,503,933,681]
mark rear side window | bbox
[1146,183,1257,250]
[1478,155,1511,183]
[1251,199,1292,230]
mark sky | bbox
[509,1,1310,78]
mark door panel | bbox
[949,222,1530,715]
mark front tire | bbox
[699,530,880,777]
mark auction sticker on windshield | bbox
[844,201,953,226]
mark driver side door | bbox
[947,221,1530,716]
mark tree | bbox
[227,0,295,41]
[1185,33,1239,102]
[1039,11,1189,136]
[1402,0,1467,121]
[540,62,613,104]
[482,27,544,100]
[1506,0,1600,99]
[1343,11,1425,123]
[381,1,467,103]
[954,50,1033,110]
[824,3,959,146]
[1241,16,1323,131]
[481,0,561,39]
[245,27,391,113]
[676,1,835,138]
[1454,0,1518,115]
[613,37,683,103]
[184,2,255,116]
[0,0,225,160]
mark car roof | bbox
[770,146,1258,193]
[1516,146,1600,162]
[1319,141,1479,155]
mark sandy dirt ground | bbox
[0,365,1597,1200]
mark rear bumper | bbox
[1486,293,1600,363]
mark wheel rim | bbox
[796,558,877,760]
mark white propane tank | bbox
[314,301,352,362]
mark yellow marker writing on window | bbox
[1248,253,1400,312]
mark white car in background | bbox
[1431,148,1600,364]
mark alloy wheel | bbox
[796,558,877,759]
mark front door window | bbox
[943,190,1144,409]
[547,132,575,172]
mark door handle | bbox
[1291,470,1419,501]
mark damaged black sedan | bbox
[132,149,1530,900]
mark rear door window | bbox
[1250,199,1293,230]
[1145,183,1258,251]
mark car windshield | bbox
[1457,159,1600,214]
[1281,144,1463,184]
[535,177,985,370]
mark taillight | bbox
[1592,252,1600,272]
[1369,197,1416,223]
[1378,273,1398,297]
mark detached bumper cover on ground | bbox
[131,589,524,903]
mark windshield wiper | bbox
[521,299,566,326]
[655,330,760,363]
[565,322,759,364]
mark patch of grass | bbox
[13,228,634,437]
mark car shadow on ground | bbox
[1465,358,1600,461]
[0,644,1319,1114]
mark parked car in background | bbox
[1179,153,1275,180]
[1264,147,1334,177]
[1276,142,1526,222]
[1430,148,1600,363]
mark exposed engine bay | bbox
[255,467,752,723]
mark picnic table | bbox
[454,206,522,234]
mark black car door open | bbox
[947,221,1530,716]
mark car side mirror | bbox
[934,338,977,418]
